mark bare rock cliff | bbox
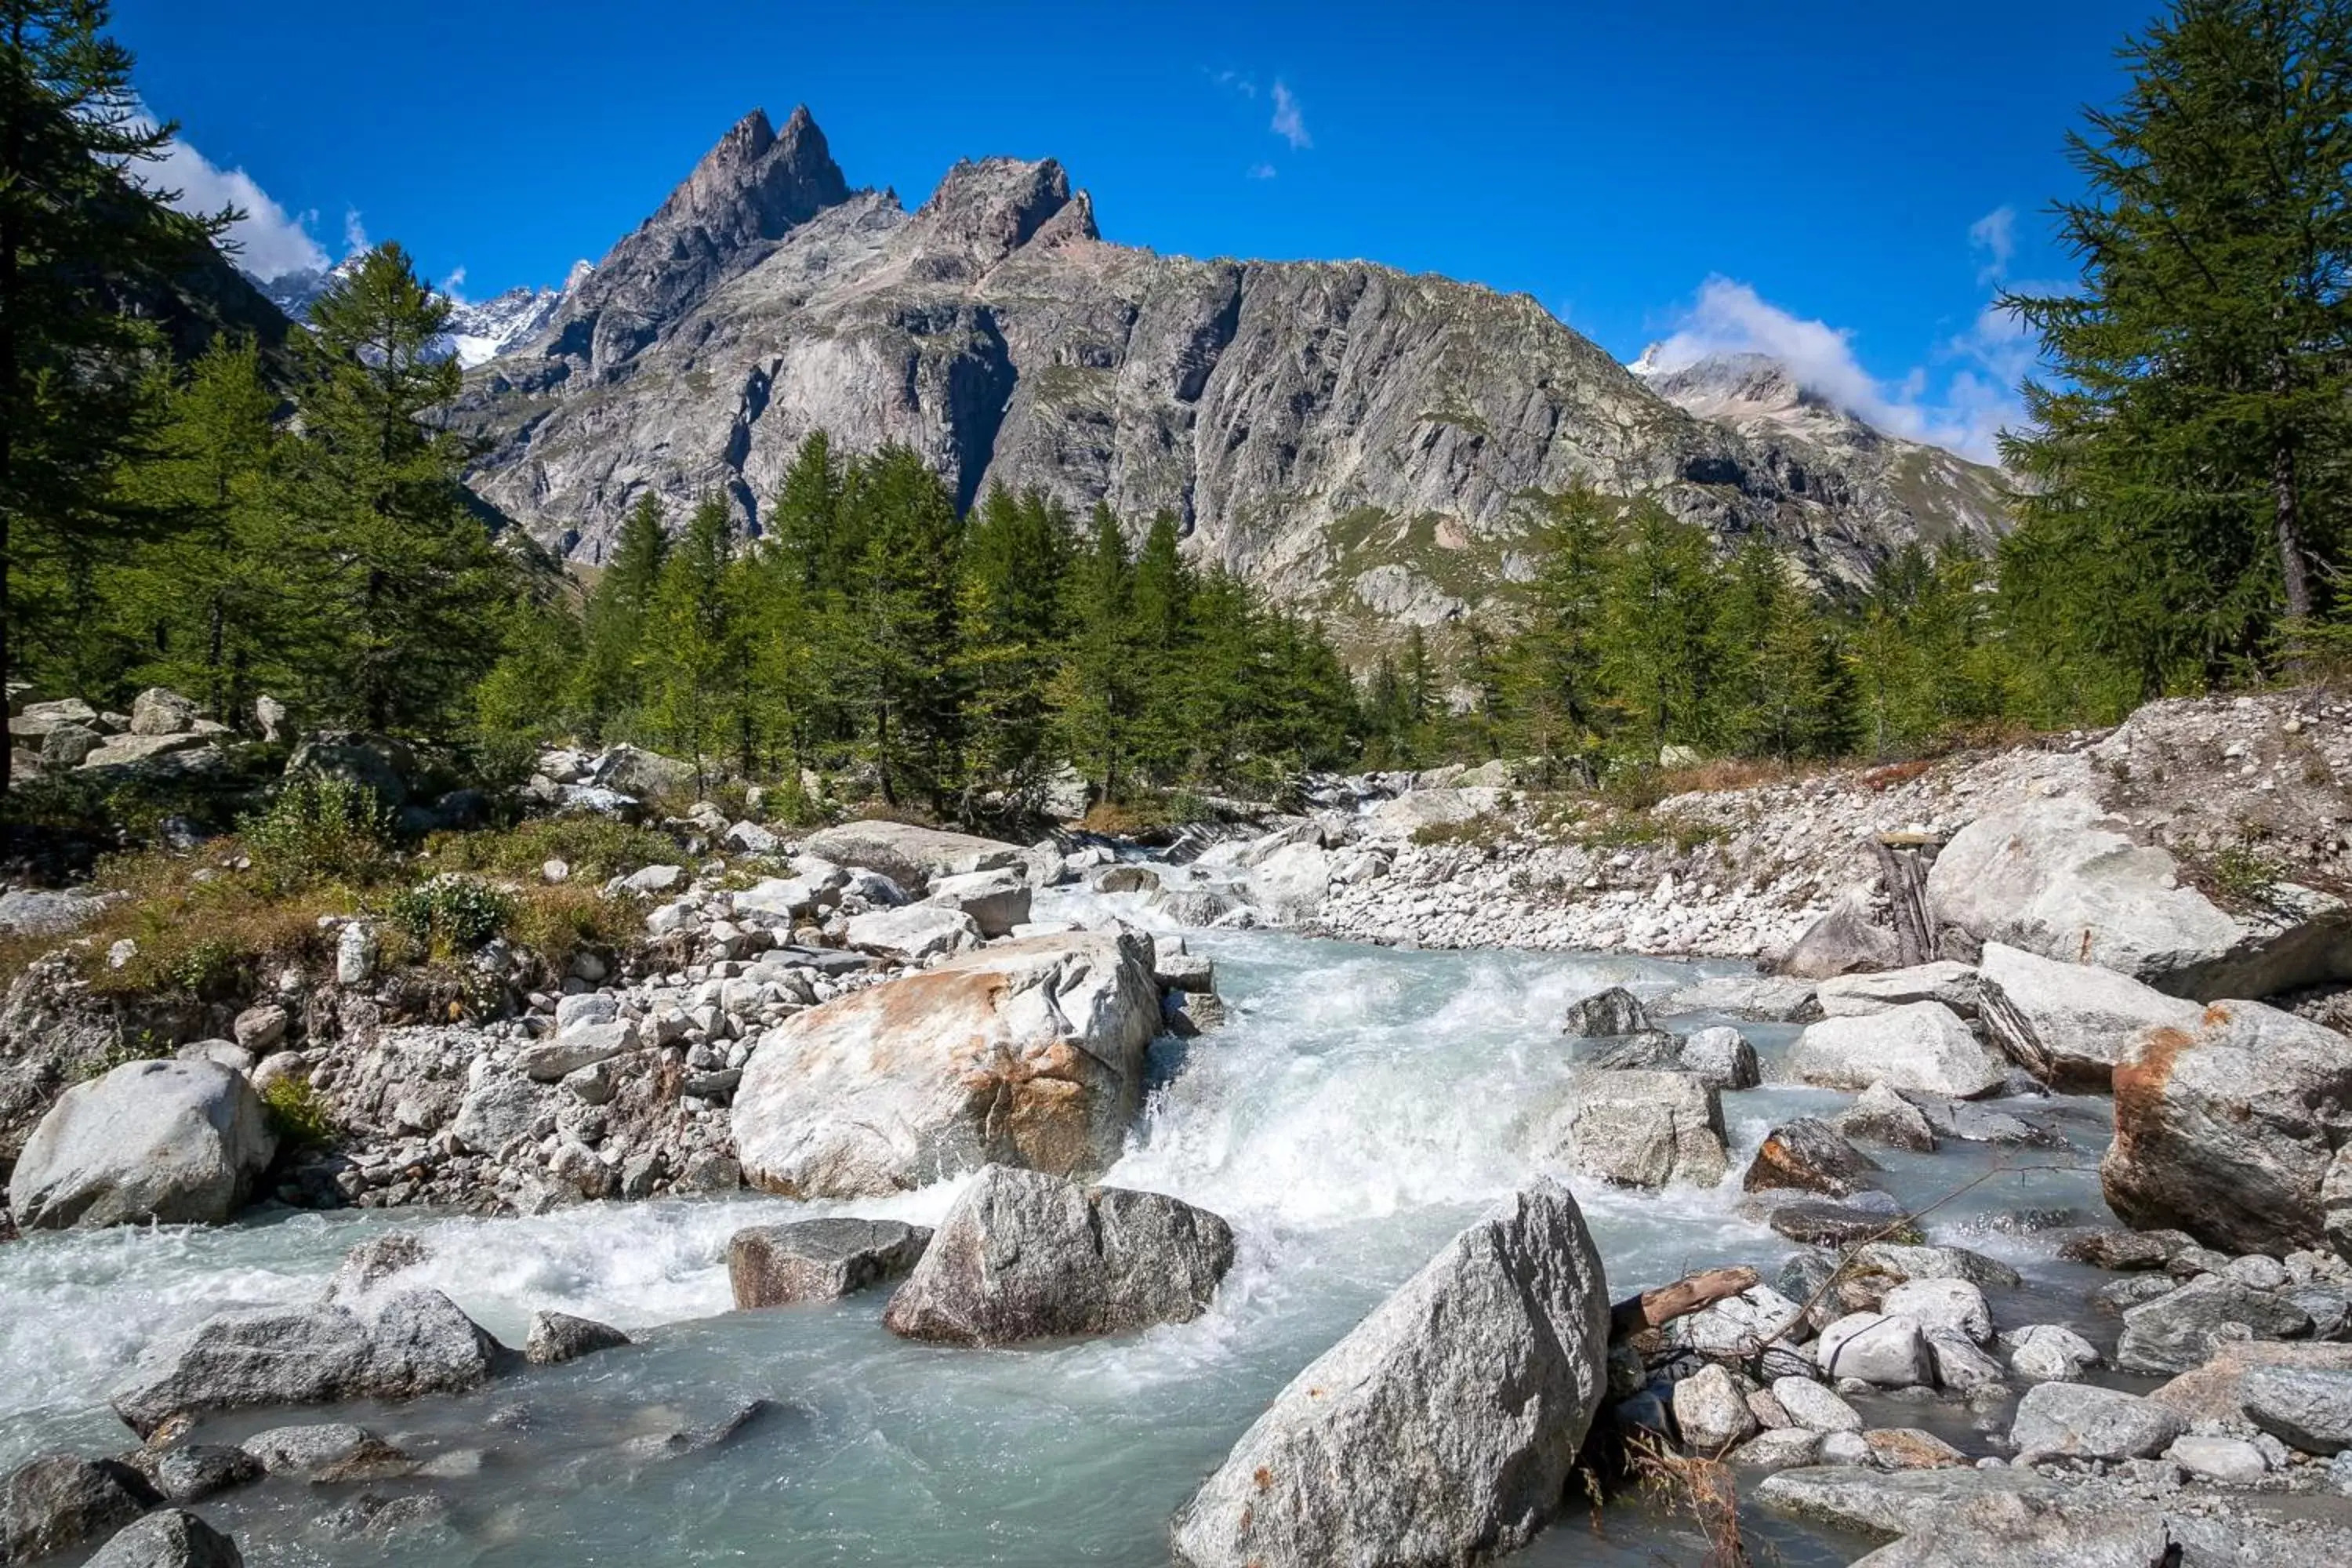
[449,107,2009,632]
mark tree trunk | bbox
[2274,436,2315,622]
[1609,1265,1761,1339]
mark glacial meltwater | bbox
[0,882,2122,1566]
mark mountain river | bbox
[0,879,2122,1565]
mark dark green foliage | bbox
[261,1076,337,1149]
[572,492,668,734]
[274,245,509,733]
[1500,488,1613,778]
[839,447,966,808]
[2000,0,2352,691]
[1052,504,1134,804]
[642,496,747,787]
[1,0,229,785]
[958,484,1070,813]
[104,336,287,720]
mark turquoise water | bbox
[0,900,2114,1565]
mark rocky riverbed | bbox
[4,691,2352,1566]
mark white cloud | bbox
[1247,162,1278,180]
[441,264,470,302]
[1271,81,1311,150]
[151,132,327,281]
[342,208,370,256]
[1210,68,1258,99]
[1644,276,2027,464]
[1969,205,2016,285]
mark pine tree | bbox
[839,445,964,808]
[768,428,848,593]
[1454,621,1508,760]
[1598,499,1719,757]
[574,491,668,735]
[1175,566,1259,786]
[1402,625,1437,743]
[1714,536,1850,760]
[1053,503,1134,804]
[2002,0,2352,689]
[641,496,741,790]
[108,336,285,722]
[1501,488,1613,779]
[1127,509,1194,784]
[959,485,1069,813]
[1,0,227,782]
[753,432,855,765]
[277,243,508,734]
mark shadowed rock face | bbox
[452,108,2009,623]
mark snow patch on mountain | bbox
[241,258,593,368]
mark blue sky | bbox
[121,0,2161,462]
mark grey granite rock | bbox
[1168,1181,1609,1568]
[728,1217,931,1307]
[883,1166,1232,1345]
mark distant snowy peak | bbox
[1632,345,1875,451]
[443,274,582,368]
[241,258,594,368]
[252,255,363,321]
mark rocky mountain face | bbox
[449,107,2013,634]
[1631,349,2010,561]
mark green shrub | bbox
[262,1075,338,1149]
[506,884,640,982]
[387,874,515,955]
[243,776,397,891]
[2209,840,2282,906]
[427,814,677,882]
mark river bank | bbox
[5,690,2352,1566]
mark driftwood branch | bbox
[1610,1265,1759,1340]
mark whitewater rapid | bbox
[0,881,2117,1565]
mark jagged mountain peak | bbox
[528,104,854,378]
[645,103,846,241]
[901,156,1096,274]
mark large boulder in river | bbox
[1557,1069,1729,1188]
[1817,962,1980,1019]
[1247,841,1332,924]
[729,1218,932,1308]
[1169,1181,1610,1568]
[1976,942,2202,1088]
[110,1289,502,1437]
[731,931,1163,1199]
[800,820,1026,895]
[1929,794,2352,1000]
[2102,1000,2352,1258]
[1784,1003,2005,1100]
[8,1059,275,1230]
[882,1166,1234,1345]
